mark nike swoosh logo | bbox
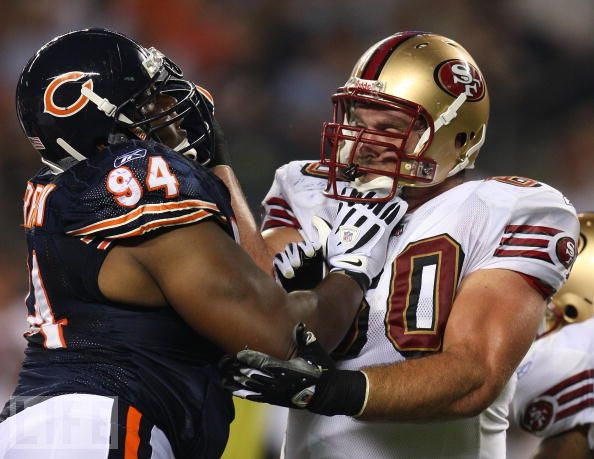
[343,259,363,267]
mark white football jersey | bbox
[261,161,579,459]
[507,318,594,458]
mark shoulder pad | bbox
[59,140,234,239]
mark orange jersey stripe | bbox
[97,240,112,250]
[108,209,214,239]
[125,406,142,459]
[67,199,220,236]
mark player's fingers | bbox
[273,251,295,279]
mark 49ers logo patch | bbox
[435,60,485,101]
[521,397,555,433]
[44,71,93,117]
[556,236,577,269]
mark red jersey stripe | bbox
[557,383,594,406]
[504,225,563,236]
[264,197,292,210]
[494,249,552,263]
[555,398,594,422]
[500,237,549,248]
[543,369,594,396]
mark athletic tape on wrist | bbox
[354,370,370,418]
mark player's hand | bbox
[316,188,407,291]
[209,118,232,167]
[273,232,327,292]
[220,323,367,416]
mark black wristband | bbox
[210,118,232,167]
[307,370,367,416]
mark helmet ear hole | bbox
[563,304,578,322]
[455,132,467,148]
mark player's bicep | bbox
[132,222,295,356]
[444,269,546,395]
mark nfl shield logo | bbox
[339,226,358,245]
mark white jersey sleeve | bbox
[260,160,341,241]
[466,177,579,292]
[510,318,594,449]
[260,162,302,232]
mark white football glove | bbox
[314,188,408,290]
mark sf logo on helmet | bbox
[44,71,93,118]
[436,60,485,101]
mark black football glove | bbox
[209,118,232,167]
[220,323,368,416]
[272,232,328,292]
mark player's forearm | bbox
[213,165,276,274]
[532,426,592,459]
[359,346,499,421]
[287,272,363,353]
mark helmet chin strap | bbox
[409,92,486,179]
[413,93,467,156]
[52,85,138,167]
[174,137,198,161]
[83,85,195,159]
[41,158,65,175]
[447,124,486,177]
[81,86,147,140]
[352,176,395,194]
[341,93,469,186]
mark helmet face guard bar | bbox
[320,87,437,202]
[160,80,215,165]
[114,76,205,139]
[111,49,214,164]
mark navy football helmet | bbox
[16,28,215,173]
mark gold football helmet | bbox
[321,31,490,201]
[542,212,594,336]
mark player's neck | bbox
[401,174,465,211]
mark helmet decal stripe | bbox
[194,84,214,107]
[361,32,420,80]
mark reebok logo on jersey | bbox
[114,148,147,168]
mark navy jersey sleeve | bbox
[58,140,234,240]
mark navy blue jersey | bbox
[8,140,237,458]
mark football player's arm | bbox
[101,221,361,358]
[212,165,278,275]
[531,425,592,459]
[359,268,546,421]
[262,226,303,256]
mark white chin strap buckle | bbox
[414,93,467,154]
[81,86,134,124]
[352,176,394,194]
